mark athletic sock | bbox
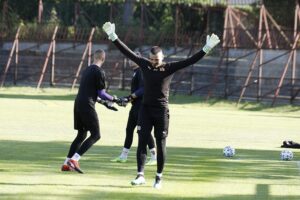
[137,172,144,176]
[64,158,70,165]
[150,148,156,160]
[156,173,162,178]
[71,153,81,161]
[120,148,130,159]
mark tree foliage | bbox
[0,0,297,42]
[263,0,295,28]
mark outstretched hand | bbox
[97,97,118,111]
[203,33,220,53]
[102,22,118,41]
[113,96,129,107]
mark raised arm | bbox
[102,22,144,66]
[113,39,143,65]
[168,34,220,73]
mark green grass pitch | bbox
[0,87,300,199]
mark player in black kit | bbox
[111,52,157,165]
[61,49,126,173]
[103,22,220,188]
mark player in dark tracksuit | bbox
[111,54,157,164]
[61,49,125,173]
[103,22,220,188]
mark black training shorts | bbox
[74,106,100,136]
[137,105,169,139]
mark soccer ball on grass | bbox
[280,150,293,161]
[223,146,235,157]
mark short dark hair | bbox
[150,46,162,55]
[94,49,105,61]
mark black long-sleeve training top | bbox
[113,39,206,107]
[76,64,106,111]
[131,67,144,104]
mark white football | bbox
[223,146,235,157]
[280,150,293,161]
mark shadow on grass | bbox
[0,90,128,102]
[0,92,219,105]
[0,140,298,181]
[238,102,300,112]
[1,88,299,113]
[0,93,76,101]
[0,140,299,200]
[0,89,221,105]
[2,190,300,200]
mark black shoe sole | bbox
[67,161,84,174]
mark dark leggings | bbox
[137,135,166,174]
[67,129,101,158]
[69,108,101,158]
[124,104,155,150]
[155,138,166,173]
[136,105,169,174]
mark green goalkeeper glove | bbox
[202,33,220,54]
[102,22,118,41]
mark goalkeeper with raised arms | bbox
[103,22,220,189]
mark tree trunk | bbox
[123,0,135,25]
